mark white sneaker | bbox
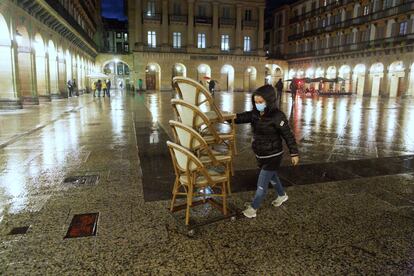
[272,194,288,207]
[242,205,257,218]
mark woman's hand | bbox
[291,156,299,166]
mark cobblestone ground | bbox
[1,90,414,275]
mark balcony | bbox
[219,18,235,27]
[289,0,353,23]
[169,14,187,24]
[288,1,414,42]
[171,46,187,53]
[287,33,414,59]
[143,13,161,22]
[195,16,212,25]
[243,20,258,28]
[143,45,160,51]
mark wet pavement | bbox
[1,90,414,274]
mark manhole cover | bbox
[63,175,99,186]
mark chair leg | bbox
[170,178,179,211]
[222,182,228,216]
[185,185,193,226]
[226,162,232,195]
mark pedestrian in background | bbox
[106,79,111,97]
[96,80,102,97]
[290,78,297,102]
[275,78,283,108]
[67,79,73,97]
[102,80,107,97]
[91,81,96,97]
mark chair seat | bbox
[199,154,232,164]
[204,111,236,121]
[179,169,227,186]
[204,111,218,120]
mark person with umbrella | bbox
[208,79,216,96]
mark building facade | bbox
[268,0,414,97]
[0,0,101,109]
[102,18,129,54]
[112,0,286,92]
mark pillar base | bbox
[51,93,64,100]
[0,99,23,109]
[38,95,52,102]
[22,96,39,105]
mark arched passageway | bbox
[244,66,257,92]
[103,60,131,90]
[388,61,405,98]
[326,66,337,92]
[339,65,351,93]
[145,63,160,90]
[220,64,235,92]
[369,63,384,97]
[172,63,186,78]
[48,40,59,97]
[34,34,49,100]
[197,64,211,81]
[353,64,366,96]
[17,26,36,103]
[58,47,66,96]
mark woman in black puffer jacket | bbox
[235,85,299,218]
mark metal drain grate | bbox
[8,226,30,235]
[63,175,99,186]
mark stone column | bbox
[136,0,143,50]
[381,70,389,97]
[187,0,195,50]
[212,2,219,52]
[162,0,169,49]
[58,56,67,97]
[235,4,242,54]
[3,45,17,103]
[257,6,265,55]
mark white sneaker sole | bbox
[242,211,257,218]
[272,196,288,207]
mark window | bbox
[244,9,252,21]
[383,0,391,9]
[124,44,129,52]
[363,6,369,15]
[173,32,181,48]
[222,7,230,18]
[312,2,316,10]
[147,0,155,16]
[148,31,156,47]
[399,21,408,36]
[322,18,326,27]
[324,0,328,7]
[221,34,230,51]
[116,32,122,38]
[243,36,251,52]
[173,2,181,15]
[124,33,128,41]
[197,33,206,48]
[198,5,206,16]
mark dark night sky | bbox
[100,0,296,20]
[101,0,127,20]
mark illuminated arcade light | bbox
[199,65,206,73]
[176,65,182,72]
[247,68,251,73]
[150,65,156,71]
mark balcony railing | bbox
[143,13,161,21]
[171,46,187,52]
[143,45,160,51]
[220,18,236,26]
[288,1,414,42]
[169,14,187,23]
[195,16,212,24]
[243,20,258,28]
[289,0,353,24]
[287,33,414,59]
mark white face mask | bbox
[255,103,266,112]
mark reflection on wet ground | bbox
[1,90,414,274]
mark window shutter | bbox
[391,22,398,36]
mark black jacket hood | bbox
[252,85,278,116]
